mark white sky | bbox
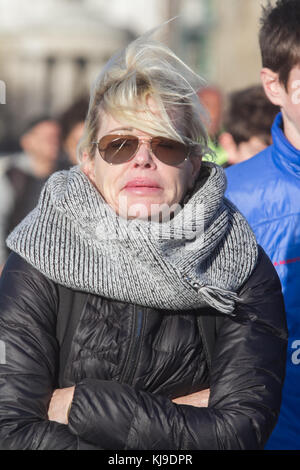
[0,0,165,33]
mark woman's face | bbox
[83,112,202,220]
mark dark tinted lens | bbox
[151,137,188,165]
[98,135,138,164]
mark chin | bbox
[127,201,159,220]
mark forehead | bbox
[31,121,60,134]
[97,108,185,140]
[98,96,161,135]
[98,113,137,136]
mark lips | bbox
[122,178,163,196]
[123,179,162,189]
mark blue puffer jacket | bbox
[225,112,300,450]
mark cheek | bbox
[94,165,110,196]
[283,97,300,125]
[165,166,194,201]
[94,163,123,201]
[83,157,106,194]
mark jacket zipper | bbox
[120,305,145,385]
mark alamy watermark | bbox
[95,197,205,252]
[0,80,6,104]
[0,340,6,365]
[291,340,300,365]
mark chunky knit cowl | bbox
[6,162,258,315]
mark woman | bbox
[0,35,287,450]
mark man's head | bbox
[59,97,88,165]
[260,0,300,89]
[259,0,300,147]
[198,86,223,139]
[20,116,61,164]
[219,85,279,164]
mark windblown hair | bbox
[259,0,300,89]
[78,32,209,161]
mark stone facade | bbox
[0,0,265,148]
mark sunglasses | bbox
[92,134,192,166]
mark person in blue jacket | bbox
[226,0,300,450]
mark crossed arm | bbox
[48,387,210,425]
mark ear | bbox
[80,151,96,184]
[261,68,284,107]
[190,154,202,178]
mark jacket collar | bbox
[272,112,300,177]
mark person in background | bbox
[59,96,89,167]
[198,86,228,167]
[226,0,300,450]
[0,34,287,450]
[219,85,279,165]
[0,116,61,272]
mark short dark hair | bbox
[259,0,300,88]
[224,85,279,145]
[59,96,89,143]
[21,115,57,137]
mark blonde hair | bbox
[78,31,209,161]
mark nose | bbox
[132,140,156,168]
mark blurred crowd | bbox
[0,96,89,272]
[200,83,279,166]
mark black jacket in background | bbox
[0,248,287,450]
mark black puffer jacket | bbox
[0,248,287,450]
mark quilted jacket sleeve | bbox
[0,253,98,450]
[67,248,288,450]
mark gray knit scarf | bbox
[6,162,258,315]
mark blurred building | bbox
[0,0,135,148]
[207,0,263,92]
[0,0,265,152]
